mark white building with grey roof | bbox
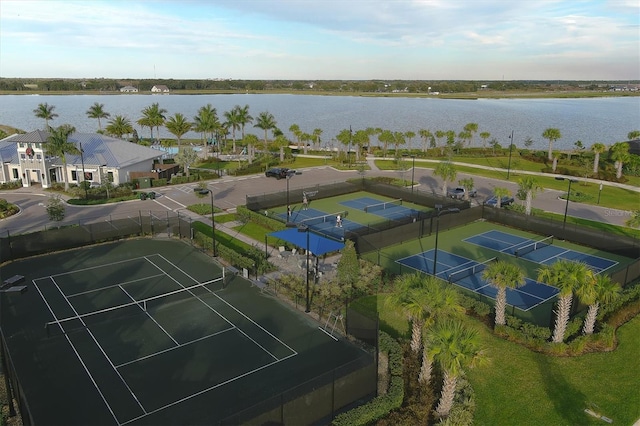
[0,130,163,189]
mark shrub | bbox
[332,332,404,426]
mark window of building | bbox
[20,153,25,159]
[71,171,78,181]
[12,169,18,179]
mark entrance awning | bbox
[269,228,345,256]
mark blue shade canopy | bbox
[270,229,344,256]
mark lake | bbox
[0,94,638,151]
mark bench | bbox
[2,275,24,290]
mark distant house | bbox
[0,131,163,189]
[151,85,170,93]
[120,85,138,93]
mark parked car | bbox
[485,195,515,207]
[265,168,295,179]
[447,186,477,199]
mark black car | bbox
[485,195,515,207]
[265,168,294,179]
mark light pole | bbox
[555,177,578,230]
[286,173,293,220]
[507,130,514,180]
[598,182,603,204]
[288,223,311,312]
[348,126,352,169]
[210,190,217,256]
[433,204,460,276]
[410,155,415,194]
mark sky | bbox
[1,0,638,81]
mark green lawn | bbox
[467,315,640,426]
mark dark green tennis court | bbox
[1,239,371,425]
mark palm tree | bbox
[392,132,405,157]
[492,187,510,208]
[411,280,464,385]
[85,102,110,130]
[576,274,620,335]
[479,131,491,148]
[627,130,640,140]
[542,128,562,161]
[377,129,393,158]
[385,273,428,354]
[254,111,277,149]
[139,103,166,143]
[434,130,446,155]
[353,130,370,162]
[463,122,478,146]
[590,142,607,175]
[434,161,457,196]
[312,128,323,150]
[428,320,487,419]
[236,104,253,139]
[404,130,416,151]
[273,134,290,162]
[517,176,542,215]
[419,129,434,152]
[33,103,58,129]
[458,178,474,201]
[289,124,302,148]
[610,142,630,179]
[193,104,219,145]
[45,124,79,191]
[165,113,192,148]
[551,150,561,173]
[223,107,241,153]
[538,259,593,343]
[105,115,133,139]
[243,133,260,163]
[482,260,526,326]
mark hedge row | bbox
[332,332,404,426]
[236,205,287,231]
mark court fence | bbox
[0,211,196,263]
[219,307,378,426]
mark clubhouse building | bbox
[0,130,164,189]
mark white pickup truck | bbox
[447,187,477,199]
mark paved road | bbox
[0,165,634,235]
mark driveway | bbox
[0,165,634,235]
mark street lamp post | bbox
[348,126,352,169]
[286,174,293,220]
[433,204,460,276]
[210,190,217,256]
[288,223,311,312]
[555,177,578,230]
[507,130,514,180]
[410,155,416,194]
[597,182,603,204]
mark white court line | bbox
[144,256,281,360]
[67,273,166,298]
[539,249,572,265]
[156,253,298,356]
[116,326,236,368]
[49,276,147,416]
[34,278,122,425]
[47,255,153,278]
[119,285,179,346]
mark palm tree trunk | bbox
[525,191,533,216]
[62,160,70,191]
[593,153,600,174]
[418,347,433,385]
[552,294,573,343]
[495,287,507,326]
[552,157,558,172]
[435,370,458,418]
[582,302,599,335]
[410,320,422,353]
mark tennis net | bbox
[45,278,223,336]
[300,211,346,226]
[514,236,554,257]
[448,257,496,283]
[364,199,402,213]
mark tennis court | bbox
[1,240,371,425]
[464,230,618,273]
[340,196,422,221]
[396,249,559,311]
[280,207,359,239]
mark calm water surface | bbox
[0,94,638,151]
